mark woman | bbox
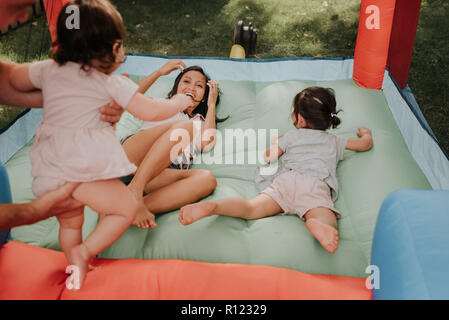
[120,60,228,229]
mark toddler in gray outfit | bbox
[179,87,373,254]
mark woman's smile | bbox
[177,71,207,105]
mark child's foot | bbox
[66,243,91,290]
[179,201,217,225]
[88,264,100,271]
[128,187,157,229]
[305,218,339,253]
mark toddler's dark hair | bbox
[292,86,341,130]
[52,0,126,72]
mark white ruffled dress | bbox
[29,60,138,196]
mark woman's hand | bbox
[158,59,187,76]
[206,80,219,108]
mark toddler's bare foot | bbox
[66,243,91,290]
[179,201,217,225]
[128,187,157,229]
[88,264,100,271]
[305,218,339,253]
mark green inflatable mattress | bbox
[6,74,430,278]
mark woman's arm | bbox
[346,126,373,151]
[136,59,186,94]
[200,80,219,152]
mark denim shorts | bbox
[0,230,10,246]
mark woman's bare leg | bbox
[132,169,217,228]
[122,121,178,167]
[122,120,195,228]
[304,207,339,253]
[123,120,194,192]
[179,193,282,225]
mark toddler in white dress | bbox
[9,0,194,288]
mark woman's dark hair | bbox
[52,0,126,72]
[292,86,341,130]
[167,66,229,123]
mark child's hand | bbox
[357,126,372,137]
[346,126,373,151]
[264,145,284,163]
[271,135,283,145]
[264,149,272,163]
[172,93,195,111]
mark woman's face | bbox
[176,71,207,114]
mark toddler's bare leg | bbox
[179,193,282,225]
[69,179,138,287]
[304,207,339,254]
[56,206,84,266]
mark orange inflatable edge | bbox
[0,241,371,300]
[353,0,396,89]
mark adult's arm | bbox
[1,60,124,123]
[0,61,43,107]
[0,182,81,230]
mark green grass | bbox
[1,0,448,155]
[0,16,52,129]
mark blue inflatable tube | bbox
[0,162,12,245]
[371,189,449,299]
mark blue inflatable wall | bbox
[371,189,449,299]
[0,163,12,245]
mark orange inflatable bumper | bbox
[0,241,371,300]
[353,0,396,89]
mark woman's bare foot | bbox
[133,204,157,229]
[66,243,91,290]
[128,187,157,229]
[179,201,217,225]
[305,218,339,253]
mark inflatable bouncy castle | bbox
[1,0,448,300]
